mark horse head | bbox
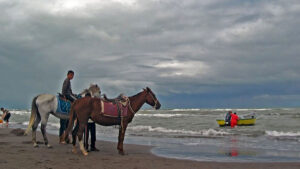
[143,87,161,110]
[87,84,101,97]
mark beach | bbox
[0,127,300,169]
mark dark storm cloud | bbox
[0,0,300,108]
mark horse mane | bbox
[128,90,145,99]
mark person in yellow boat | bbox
[225,111,232,126]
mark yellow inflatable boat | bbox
[217,113,256,127]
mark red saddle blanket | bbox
[100,100,128,117]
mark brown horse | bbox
[63,87,161,156]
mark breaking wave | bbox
[265,131,300,137]
[128,125,230,137]
[136,114,189,118]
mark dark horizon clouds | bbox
[1,0,300,109]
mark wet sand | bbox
[0,127,300,169]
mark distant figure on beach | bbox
[225,111,232,126]
[83,93,99,152]
[1,107,11,127]
[230,112,239,128]
[60,70,77,143]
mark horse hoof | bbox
[33,143,39,148]
[60,141,66,144]
[47,144,52,148]
[82,151,88,156]
[72,148,77,154]
[118,151,125,155]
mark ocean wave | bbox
[22,121,29,125]
[214,108,272,112]
[265,131,300,137]
[136,114,188,118]
[128,125,230,136]
[170,109,201,111]
[21,122,60,129]
[10,110,31,115]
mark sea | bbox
[6,108,300,162]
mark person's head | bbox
[85,93,91,97]
[234,112,237,115]
[1,107,4,111]
[229,111,232,114]
[67,70,74,80]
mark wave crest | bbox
[129,125,230,136]
[265,130,300,137]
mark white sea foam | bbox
[48,122,60,128]
[265,131,300,137]
[21,121,60,129]
[214,108,272,112]
[136,114,187,118]
[129,125,230,136]
[10,110,30,115]
[22,121,29,125]
[171,109,201,111]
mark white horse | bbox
[24,84,100,148]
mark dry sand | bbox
[0,127,300,169]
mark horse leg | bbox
[40,113,52,148]
[77,123,88,156]
[41,123,52,148]
[71,120,80,154]
[117,122,128,155]
[32,113,41,148]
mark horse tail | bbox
[64,101,77,139]
[24,95,39,135]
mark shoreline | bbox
[1,127,300,169]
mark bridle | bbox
[147,91,159,109]
[128,90,159,114]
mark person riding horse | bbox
[62,70,77,103]
[60,70,78,143]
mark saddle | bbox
[58,93,69,102]
[100,94,129,118]
[56,94,71,115]
[103,94,126,104]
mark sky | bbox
[0,0,300,109]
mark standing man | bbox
[231,112,239,128]
[59,70,76,143]
[83,93,99,152]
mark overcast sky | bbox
[1,0,300,109]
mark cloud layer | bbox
[0,0,300,108]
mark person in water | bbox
[225,111,232,126]
[1,107,11,127]
[230,112,239,128]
